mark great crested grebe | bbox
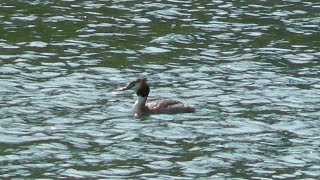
[119,77,195,115]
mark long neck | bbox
[132,95,148,114]
[132,82,150,115]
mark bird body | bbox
[120,77,195,116]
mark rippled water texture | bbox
[1,1,320,179]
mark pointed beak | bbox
[119,82,134,91]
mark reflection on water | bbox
[1,0,320,179]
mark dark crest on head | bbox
[136,77,149,97]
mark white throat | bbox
[132,95,147,114]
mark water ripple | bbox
[1,0,320,179]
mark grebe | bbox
[119,77,195,115]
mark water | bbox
[1,0,320,179]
